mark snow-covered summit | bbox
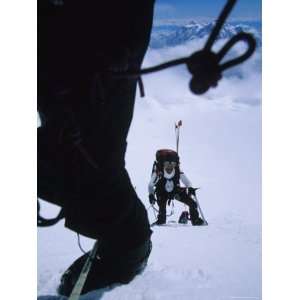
[150,21,261,49]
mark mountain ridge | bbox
[150,21,261,49]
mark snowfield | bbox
[38,33,261,300]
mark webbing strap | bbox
[68,241,99,300]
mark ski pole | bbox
[68,241,99,300]
[175,120,182,154]
[193,194,208,225]
[151,204,157,220]
[175,121,188,212]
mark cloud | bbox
[140,37,261,110]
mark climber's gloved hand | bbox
[149,194,156,205]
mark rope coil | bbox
[37,199,64,227]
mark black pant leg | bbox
[37,1,155,250]
[156,196,168,224]
[176,190,201,222]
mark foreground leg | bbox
[38,0,155,295]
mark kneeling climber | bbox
[148,149,204,226]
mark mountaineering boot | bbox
[188,201,205,225]
[178,211,189,224]
[190,205,204,225]
[58,238,152,296]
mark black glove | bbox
[187,187,196,196]
[149,194,156,205]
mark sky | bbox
[154,0,261,21]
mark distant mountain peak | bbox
[150,21,261,49]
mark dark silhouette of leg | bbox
[176,189,204,225]
[156,196,168,225]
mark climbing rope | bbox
[148,200,175,219]
[37,199,64,227]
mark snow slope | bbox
[38,31,261,300]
